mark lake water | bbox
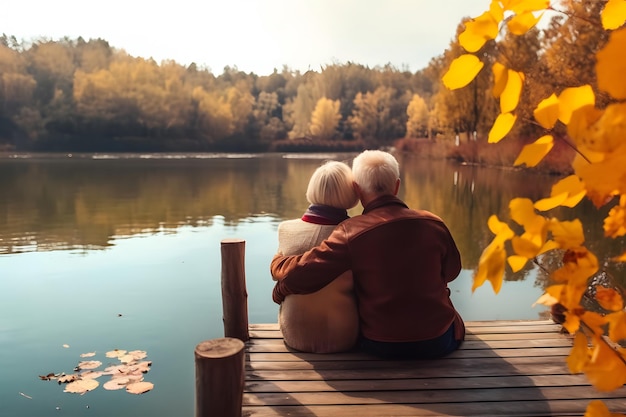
[0,152,620,417]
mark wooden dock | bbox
[196,240,626,417]
[242,320,626,417]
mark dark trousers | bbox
[359,323,462,359]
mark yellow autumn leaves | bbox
[442,0,626,413]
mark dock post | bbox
[220,238,249,341]
[194,338,245,417]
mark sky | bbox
[1,0,491,76]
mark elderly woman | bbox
[274,160,359,353]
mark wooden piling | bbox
[220,238,249,341]
[194,337,245,417]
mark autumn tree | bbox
[309,97,341,140]
[405,94,429,138]
[443,1,626,415]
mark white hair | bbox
[352,150,400,196]
[306,161,359,209]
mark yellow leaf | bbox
[489,0,504,22]
[492,62,508,98]
[606,311,626,342]
[604,191,626,239]
[574,143,626,207]
[509,198,538,227]
[558,85,596,125]
[538,239,560,255]
[488,112,517,143]
[564,312,582,334]
[602,0,626,31]
[534,193,568,212]
[507,255,528,272]
[474,240,506,293]
[567,331,590,373]
[582,311,610,336]
[506,0,550,14]
[533,93,559,129]
[584,337,626,391]
[570,103,626,154]
[534,175,586,211]
[584,400,612,417]
[597,28,626,99]
[595,286,624,311]
[511,236,540,258]
[459,11,499,53]
[442,54,485,90]
[500,69,524,113]
[532,290,559,307]
[507,11,543,35]
[549,218,585,249]
[514,135,554,167]
[487,214,515,242]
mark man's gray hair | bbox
[352,150,400,196]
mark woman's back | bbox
[277,219,359,353]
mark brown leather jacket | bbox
[271,195,465,343]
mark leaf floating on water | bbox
[80,352,96,358]
[77,361,102,370]
[103,378,129,391]
[80,371,104,380]
[19,392,33,399]
[127,350,147,361]
[118,354,135,364]
[105,349,127,358]
[63,379,99,394]
[135,361,152,373]
[62,344,70,348]
[58,374,79,384]
[126,381,154,395]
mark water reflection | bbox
[1,152,622,280]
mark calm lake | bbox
[0,151,621,417]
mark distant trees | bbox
[0,6,615,153]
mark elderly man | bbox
[271,150,464,359]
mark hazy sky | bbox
[1,0,491,75]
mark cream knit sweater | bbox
[276,218,359,353]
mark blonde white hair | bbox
[352,150,400,196]
[306,161,359,209]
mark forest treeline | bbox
[0,2,607,155]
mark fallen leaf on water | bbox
[80,352,96,358]
[58,374,78,384]
[105,349,127,358]
[126,381,154,395]
[80,371,103,380]
[19,392,33,399]
[77,361,102,370]
[63,379,99,394]
[62,344,70,348]
[103,378,129,391]
[127,350,147,361]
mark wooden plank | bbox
[247,347,573,361]
[246,338,573,353]
[245,374,594,392]
[248,321,564,337]
[242,399,626,417]
[246,356,571,372]
[243,386,626,406]
[243,321,626,417]
[246,363,575,380]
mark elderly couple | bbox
[271,150,465,359]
